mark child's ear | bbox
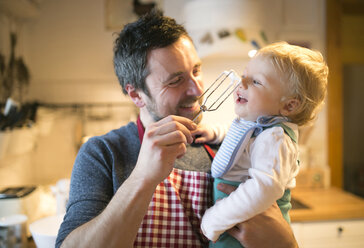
[125,84,145,108]
[280,98,301,116]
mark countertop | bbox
[290,187,364,222]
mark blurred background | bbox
[0,0,332,188]
[0,0,363,247]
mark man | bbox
[56,10,298,248]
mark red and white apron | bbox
[134,117,214,247]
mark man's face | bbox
[141,36,204,123]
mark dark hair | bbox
[113,10,190,96]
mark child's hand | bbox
[191,124,216,143]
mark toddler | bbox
[194,41,328,247]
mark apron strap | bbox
[136,115,144,144]
[203,144,216,160]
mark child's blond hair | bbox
[256,41,328,126]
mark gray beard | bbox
[145,103,163,122]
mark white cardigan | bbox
[201,121,300,242]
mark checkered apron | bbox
[135,117,213,247]
[134,168,212,247]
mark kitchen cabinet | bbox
[290,187,364,247]
[290,187,364,222]
[291,219,364,248]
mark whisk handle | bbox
[192,109,203,123]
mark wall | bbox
[23,0,127,103]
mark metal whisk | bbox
[193,69,241,122]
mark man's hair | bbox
[113,10,190,96]
[256,41,329,126]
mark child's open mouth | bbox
[236,94,248,104]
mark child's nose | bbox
[241,77,249,89]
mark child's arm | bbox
[201,127,299,242]
[192,123,227,144]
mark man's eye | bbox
[169,77,182,87]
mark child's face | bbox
[234,56,288,122]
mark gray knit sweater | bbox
[55,121,216,247]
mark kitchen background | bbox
[0,0,363,247]
[0,0,330,187]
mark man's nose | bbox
[187,77,204,96]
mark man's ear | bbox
[125,84,145,108]
[280,98,301,116]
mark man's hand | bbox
[133,115,197,186]
[217,183,299,248]
[61,115,198,248]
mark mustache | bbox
[179,96,203,106]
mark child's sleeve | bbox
[208,123,228,144]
